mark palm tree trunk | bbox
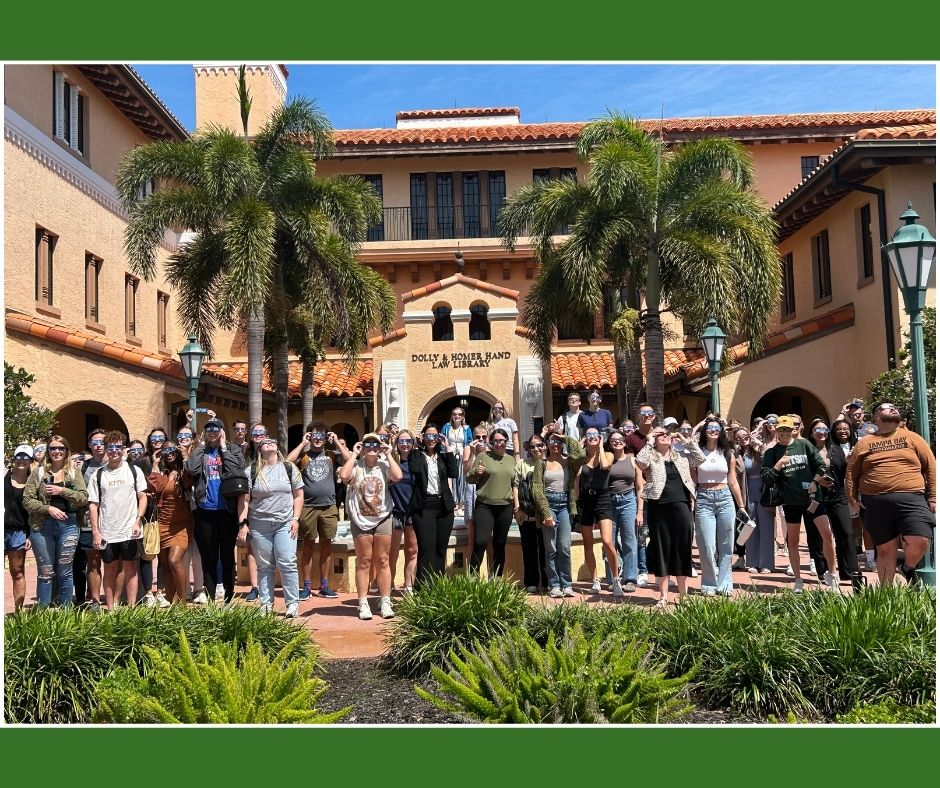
[614,279,644,418]
[644,241,665,419]
[247,308,264,425]
[301,360,314,429]
[275,341,290,451]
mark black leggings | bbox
[519,518,548,588]
[193,507,238,602]
[471,501,513,577]
[825,496,861,580]
[413,495,454,585]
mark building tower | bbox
[194,63,288,135]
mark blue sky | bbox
[132,63,936,133]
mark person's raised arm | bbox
[339,443,361,485]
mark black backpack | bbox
[517,471,537,518]
[95,463,144,501]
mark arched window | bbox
[469,303,490,341]
[432,304,454,341]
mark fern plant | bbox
[94,630,348,724]
[416,625,693,724]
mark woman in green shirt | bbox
[466,428,517,577]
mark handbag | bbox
[218,451,250,498]
[141,517,160,560]
[759,478,783,508]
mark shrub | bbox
[5,605,307,723]
[382,573,528,677]
[524,600,652,646]
[417,625,693,724]
[94,631,347,724]
[836,699,936,725]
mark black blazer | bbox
[408,450,459,515]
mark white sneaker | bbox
[562,587,577,597]
[637,572,649,587]
[611,578,624,598]
[215,584,225,600]
[549,587,563,598]
[785,565,794,577]
[358,599,373,620]
[793,578,804,594]
[154,591,171,608]
[380,596,394,619]
[192,591,208,605]
[691,566,699,577]
[807,562,817,577]
[141,592,157,608]
[623,581,636,593]
[824,571,840,591]
[525,585,538,594]
[401,587,413,596]
[285,602,299,618]
[590,578,602,594]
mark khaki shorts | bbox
[351,515,393,538]
[298,505,339,542]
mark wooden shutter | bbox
[53,72,65,139]
[69,85,80,151]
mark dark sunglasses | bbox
[529,443,545,450]
[585,433,601,440]
[490,438,507,445]
[204,426,221,433]
[48,446,68,453]
[150,437,166,443]
[89,439,105,447]
[639,410,655,417]
[422,434,440,441]
[161,446,179,455]
[251,430,267,436]
[705,427,722,434]
[814,428,829,434]
[609,438,625,444]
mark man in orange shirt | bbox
[846,403,936,585]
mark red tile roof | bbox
[855,123,936,140]
[5,310,183,378]
[401,273,519,303]
[396,107,520,121]
[333,110,935,148]
[549,304,855,390]
[203,359,373,399]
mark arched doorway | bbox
[330,422,360,448]
[55,400,129,451]
[751,387,829,426]
[426,395,492,431]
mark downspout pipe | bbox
[831,167,897,369]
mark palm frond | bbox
[164,232,226,355]
[116,141,207,207]
[663,136,754,196]
[255,97,334,164]
[576,112,661,164]
[214,198,276,321]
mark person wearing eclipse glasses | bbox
[408,422,460,586]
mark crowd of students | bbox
[4,393,935,616]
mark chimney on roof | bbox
[395,107,521,129]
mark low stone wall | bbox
[237,519,607,591]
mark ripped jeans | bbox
[32,514,79,607]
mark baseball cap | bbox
[847,400,864,411]
[776,415,796,430]
[13,444,34,459]
[204,418,224,430]
[662,417,679,428]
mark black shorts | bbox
[782,504,815,525]
[578,491,613,527]
[101,539,142,563]
[860,492,935,546]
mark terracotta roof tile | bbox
[549,305,854,390]
[5,310,183,380]
[367,328,407,348]
[856,123,936,140]
[203,359,374,399]
[396,107,520,121]
[401,273,519,303]
[334,110,934,149]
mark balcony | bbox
[367,205,511,242]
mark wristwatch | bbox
[238,519,249,527]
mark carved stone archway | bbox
[417,385,497,428]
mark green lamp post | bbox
[700,318,726,416]
[883,202,936,586]
[178,334,207,433]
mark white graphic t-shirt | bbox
[86,462,148,543]
[346,460,392,530]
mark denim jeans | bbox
[541,492,572,590]
[32,514,79,607]
[610,490,639,583]
[249,520,299,607]
[694,487,736,593]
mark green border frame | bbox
[2,0,938,778]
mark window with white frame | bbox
[53,71,86,156]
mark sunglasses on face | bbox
[260,441,277,450]
[128,448,143,457]
[766,419,777,425]
[161,446,179,455]
[705,427,722,434]
[490,439,507,446]
[90,439,105,447]
[585,434,601,440]
[814,428,829,435]
[362,441,380,449]
[397,439,414,447]
[48,445,68,452]
[205,427,221,433]
[422,434,439,442]
[106,445,125,452]
[310,432,326,440]
[177,433,193,440]
[150,437,165,443]
[529,443,545,450]
[451,412,464,418]
[639,410,655,417]
[251,430,267,437]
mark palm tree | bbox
[117,76,394,446]
[500,112,780,417]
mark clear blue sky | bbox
[132,63,936,133]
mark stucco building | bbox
[4,63,936,451]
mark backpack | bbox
[517,470,537,518]
[95,463,145,506]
